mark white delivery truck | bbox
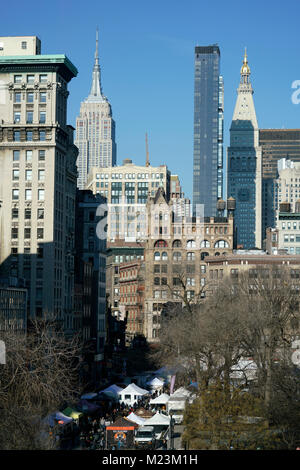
[134,426,156,449]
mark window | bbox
[24,228,31,239]
[39,111,46,124]
[154,252,160,261]
[214,239,229,248]
[187,277,195,286]
[161,265,168,273]
[39,74,47,83]
[11,228,18,239]
[231,269,238,278]
[39,150,45,161]
[14,130,21,141]
[173,252,182,262]
[21,41,27,49]
[39,92,46,103]
[26,150,32,162]
[172,240,182,248]
[173,278,181,286]
[26,170,32,181]
[27,75,35,84]
[201,265,206,274]
[14,75,22,83]
[27,92,34,103]
[12,208,18,219]
[39,130,46,141]
[38,189,45,200]
[187,252,195,261]
[14,92,21,103]
[12,169,19,180]
[37,228,44,239]
[26,131,33,141]
[161,278,168,285]
[161,252,168,261]
[26,111,33,124]
[154,240,168,248]
[38,169,45,181]
[13,150,20,161]
[25,209,31,219]
[25,189,32,200]
[12,189,19,200]
[187,240,196,248]
[200,240,210,248]
[14,111,21,123]
[154,277,160,285]
[154,265,160,273]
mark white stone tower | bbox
[75,29,116,189]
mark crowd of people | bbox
[57,384,170,450]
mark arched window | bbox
[187,240,196,249]
[154,240,168,248]
[172,240,182,248]
[200,240,210,248]
[201,252,209,261]
[187,252,195,261]
[214,240,229,248]
[161,252,168,261]
[173,252,182,262]
[215,252,220,256]
[154,252,160,261]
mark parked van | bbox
[134,426,156,449]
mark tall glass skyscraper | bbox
[75,30,116,189]
[193,45,224,217]
[227,51,262,249]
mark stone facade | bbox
[143,188,234,342]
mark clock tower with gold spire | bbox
[227,50,262,249]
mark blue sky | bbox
[2,0,300,200]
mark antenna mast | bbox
[145,132,150,167]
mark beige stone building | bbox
[86,159,171,242]
[143,188,235,341]
[0,36,78,331]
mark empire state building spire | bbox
[85,28,106,102]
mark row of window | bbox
[11,227,44,239]
[14,92,46,104]
[13,150,45,161]
[12,208,44,219]
[12,189,45,200]
[12,169,45,181]
[154,239,229,249]
[14,74,48,84]
[13,130,47,141]
[14,110,46,124]
[96,173,164,180]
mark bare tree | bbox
[0,318,81,449]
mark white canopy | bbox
[171,387,191,397]
[147,377,164,387]
[143,411,171,426]
[81,392,98,400]
[120,383,149,396]
[149,393,170,405]
[126,412,146,426]
[100,384,123,396]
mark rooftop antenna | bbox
[145,132,150,167]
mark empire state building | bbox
[75,30,116,189]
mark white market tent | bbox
[143,411,171,439]
[171,387,191,397]
[146,377,164,390]
[143,411,171,426]
[119,383,149,406]
[149,393,170,405]
[100,384,123,397]
[126,412,146,426]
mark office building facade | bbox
[259,129,300,242]
[75,31,116,189]
[0,36,78,331]
[193,45,224,217]
[227,51,262,249]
